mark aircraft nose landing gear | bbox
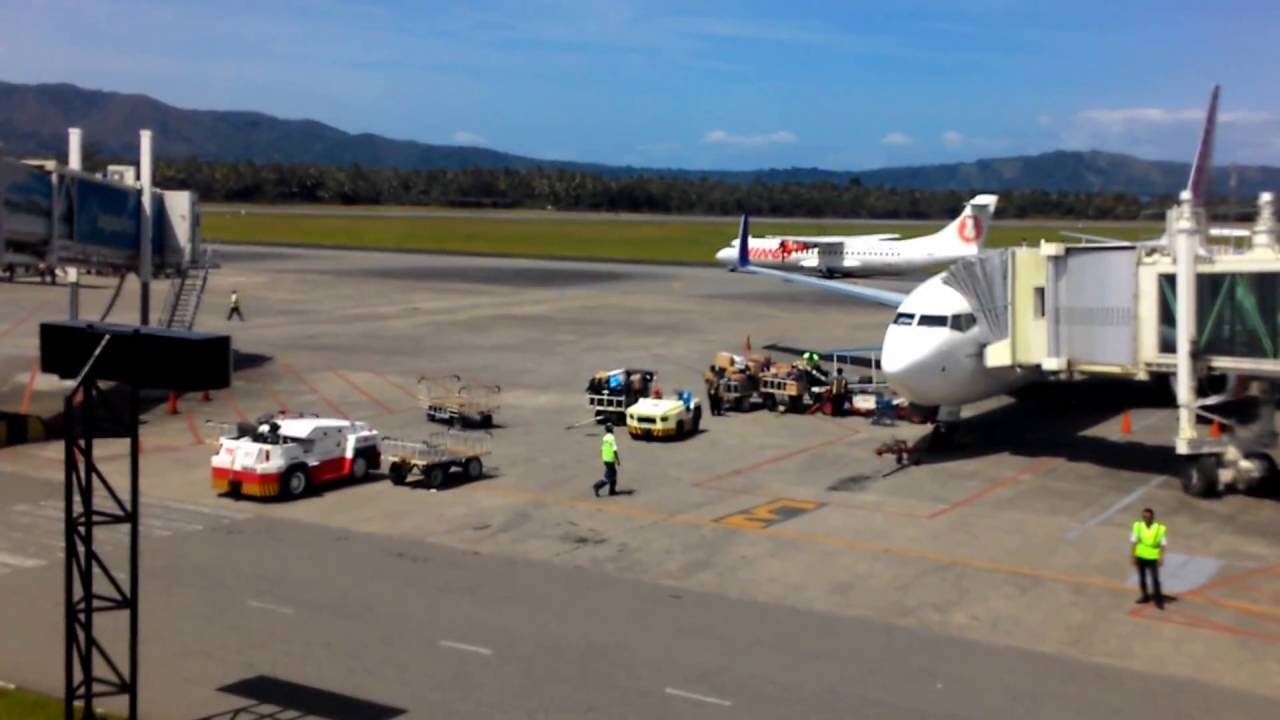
[875,439,918,466]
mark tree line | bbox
[149,158,1165,220]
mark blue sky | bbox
[2,0,1278,170]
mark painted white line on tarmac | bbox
[246,599,295,615]
[1065,475,1168,541]
[144,497,252,521]
[664,687,733,707]
[438,640,493,656]
[0,551,46,569]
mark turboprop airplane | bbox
[714,194,998,278]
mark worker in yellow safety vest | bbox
[227,289,245,322]
[592,423,621,497]
[829,367,849,416]
[1131,507,1168,609]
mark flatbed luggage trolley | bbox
[418,375,501,428]
[384,430,492,490]
[586,368,655,426]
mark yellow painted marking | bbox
[473,485,1280,618]
[717,498,824,530]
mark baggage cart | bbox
[383,430,492,489]
[418,375,501,428]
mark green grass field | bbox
[0,687,123,720]
[203,211,1162,265]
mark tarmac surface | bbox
[1,244,1278,718]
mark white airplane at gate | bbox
[729,84,1226,415]
[714,194,999,278]
[729,217,1031,409]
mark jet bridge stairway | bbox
[159,249,216,331]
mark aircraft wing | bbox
[747,235,846,247]
[757,233,901,243]
[1208,227,1250,238]
[733,215,908,309]
[1059,231,1160,246]
[764,343,884,367]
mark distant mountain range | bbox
[3,80,1278,196]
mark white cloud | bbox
[880,131,913,146]
[1037,115,1054,127]
[1222,110,1275,124]
[941,130,965,148]
[1075,107,1274,130]
[1076,107,1201,129]
[701,129,798,147]
[452,130,486,145]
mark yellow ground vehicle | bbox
[625,392,702,440]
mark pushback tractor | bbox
[208,414,381,500]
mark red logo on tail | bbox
[958,215,982,244]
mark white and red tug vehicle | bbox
[210,413,382,499]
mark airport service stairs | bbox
[160,249,214,331]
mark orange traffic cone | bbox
[744,335,752,352]
[1120,410,1132,435]
[167,392,178,415]
[1210,419,1222,438]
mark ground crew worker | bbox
[1131,507,1168,610]
[227,289,245,321]
[714,367,729,415]
[829,367,849,416]
[593,423,620,497]
[802,351,828,383]
[704,365,721,416]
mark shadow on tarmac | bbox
[900,379,1181,476]
[875,378,1280,500]
[197,674,406,720]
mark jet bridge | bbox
[2,128,205,326]
[955,191,1280,496]
[0,145,199,275]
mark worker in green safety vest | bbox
[1131,507,1168,610]
[592,423,621,497]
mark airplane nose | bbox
[715,247,734,266]
[880,328,947,403]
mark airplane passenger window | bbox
[950,313,977,332]
[917,315,948,327]
[893,313,916,326]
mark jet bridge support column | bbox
[67,128,82,320]
[1174,190,1200,453]
[1252,192,1276,251]
[139,130,153,326]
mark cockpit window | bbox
[950,313,977,332]
[892,313,916,326]
[917,314,948,327]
